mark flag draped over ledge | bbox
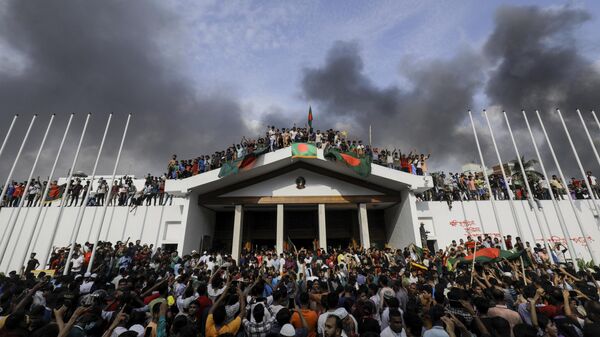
[291,143,317,158]
[324,146,372,177]
[218,146,269,178]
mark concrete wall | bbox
[416,200,600,262]
[0,199,188,272]
[181,193,215,254]
[384,190,420,249]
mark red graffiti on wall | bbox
[449,220,507,238]
[526,235,594,247]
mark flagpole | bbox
[0,115,36,207]
[576,109,600,197]
[0,115,18,172]
[24,114,74,267]
[0,114,48,271]
[470,242,478,286]
[87,113,131,273]
[503,111,553,264]
[523,111,577,267]
[592,110,600,133]
[483,110,526,240]
[2,115,55,272]
[369,124,372,148]
[537,110,595,265]
[557,109,600,217]
[63,113,113,275]
[40,113,91,268]
[468,110,503,243]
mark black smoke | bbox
[0,1,250,180]
[300,5,600,176]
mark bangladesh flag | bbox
[218,146,269,178]
[460,247,522,264]
[292,143,317,158]
[45,183,66,203]
[308,106,313,129]
[324,146,372,177]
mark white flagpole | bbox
[87,113,131,273]
[592,110,600,132]
[0,115,36,207]
[24,114,74,266]
[470,242,478,286]
[503,111,553,263]
[63,113,113,275]
[40,113,91,267]
[468,110,504,244]
[483,110,526,241]
[0,115,18,169]
[576,109,600,200]
[537,110,596,264]
[0,114,51,271]
[557,109,600,218]
[524,111,577,267]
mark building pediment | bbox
[165,147,433,197]
[220,168,384,198]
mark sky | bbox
[1,0,600,182]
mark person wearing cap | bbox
[79,272,96,295]
[318,293,341,336]
[333,307,358,337]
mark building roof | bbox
[165,147,433,197]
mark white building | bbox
[1,146,599,272]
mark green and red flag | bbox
[218,146,269,178]
[324,146,372,177]
[308,106,313,129]
[460,247,522,264]
[292,143,317,158]
[45,183,66,203]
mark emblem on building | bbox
[295,176,306,189]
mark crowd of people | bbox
[423,170,600,206]
[0,175,173,210]
[1,232,599,337]
[167,125,431,180]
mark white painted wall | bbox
[384,190,420,249]
[221,169,383,197]
[181,193,215,255]
[416,200,600,262]
[0,198,189,272]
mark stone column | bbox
[231,205,244,261]
[318,204,327,251]
[276,204,284,254]
[358,203,371,249]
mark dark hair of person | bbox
[513,323,538,337]
[213,305,227,325]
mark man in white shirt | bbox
[380,309,407,337]
[71,252,84,273]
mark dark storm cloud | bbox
[484,5,600,177]
[300,41,485,170]
[300,6,600,176]
[484,5,595,111]
[0,1,250,180]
